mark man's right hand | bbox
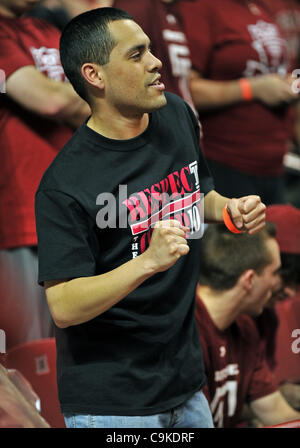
[143,220,190,273]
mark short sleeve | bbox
[178,0,214,76]
[247,337,278,403]
[184,101,215,195]
[35,189,98,285]
[0,31,35,79]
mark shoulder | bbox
[37,127,85,193]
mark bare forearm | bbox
[250,391,300,427]
[6,66,90,129]
[257,406,300,427]
[190,77,243,110]
[190,71,298,111]
[46,252,158,328]
[204,190,228,223]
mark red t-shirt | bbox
[178,0,291,176]
[196,294,278,428]
[114,0,195,109]
[0,16,73,249]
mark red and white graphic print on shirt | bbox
[243,19,289,76]
[30,46,65,80]
[264,0,300,70]
[163,12,193,107]
[123,161,202,258]
[210,363,239,428]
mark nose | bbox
[147,51,162,72]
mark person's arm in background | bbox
[177,0,299,111]
[6,66,90,129]
[250,390,300,426]
[279,382,300,409]
[189,69,299,111]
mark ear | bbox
[81,63,105,90]
[240,269,255,292]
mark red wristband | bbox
[239,78,253,101]
[223,205,243,234]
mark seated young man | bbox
[196,223,300,428]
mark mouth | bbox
[148,76,165,91]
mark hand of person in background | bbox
[249,73,299,107]
[226,195,266,235]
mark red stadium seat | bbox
[273,298,300,384]
[6,338,65,428]
[265,419,300,428]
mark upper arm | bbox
[250,390,300,426]
[35,190,97,288]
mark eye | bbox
[131,52,141,60]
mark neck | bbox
[196,284,245,331]
[87,104,149,140]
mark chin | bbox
[146,95,167,112]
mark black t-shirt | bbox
[35,93,214,415]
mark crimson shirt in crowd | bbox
[196,293,278,428]
[264,0,300,70]
[114,0,195,109]
[179,0,291,176]
[0,16,73,249]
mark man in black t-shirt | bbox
[35,7,267,428]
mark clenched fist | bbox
[226,195,266,235]
[144,219,190,273]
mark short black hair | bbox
[60,7,133,101]
[199,222,277,291]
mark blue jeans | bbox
[64,390,214,428]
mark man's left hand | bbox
[226,195,266,235]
